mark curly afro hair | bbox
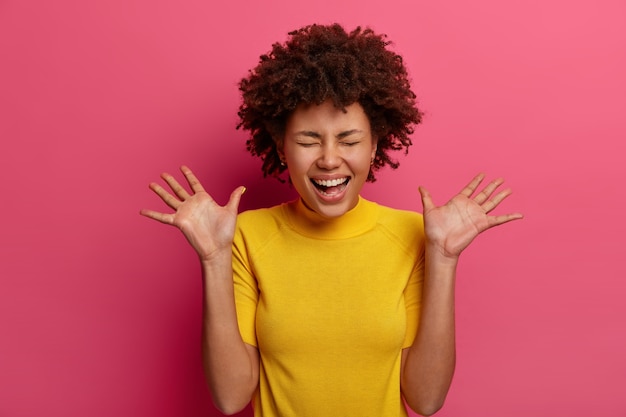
[237,23,422,182]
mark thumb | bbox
[226,186,246,212]
[418,186,435,212]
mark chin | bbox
[309,199,356,219]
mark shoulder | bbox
[235,203,290,240]
[376,203,423,223]
[372,202,425,250]
[374,202,424,230]
[233,203,294,258]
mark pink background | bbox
[1,0,625,416]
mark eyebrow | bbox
[293,129,363,139]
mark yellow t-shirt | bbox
[233,197,425,417]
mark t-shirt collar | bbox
[283,196,379,240]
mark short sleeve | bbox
[402,234,425,348]
[232,226,259,347]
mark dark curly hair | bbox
[237,23,422,182]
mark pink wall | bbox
[1,1,625,416]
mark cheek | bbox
[285,152,316,177]
[354,149,375,170]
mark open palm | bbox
[140,166,245,261]
[420,174,523,259]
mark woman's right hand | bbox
[140,166,245,262]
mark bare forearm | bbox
[201,253,258,415]
[401,246,457,416]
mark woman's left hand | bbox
[419,173,523,260]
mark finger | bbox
[418,186,435,212]
[139,208,175,225]
[148,182,182,210]
[459,173,485,197]
[487,212,524,228]
[473,178,504,205]
[481,188,512,213]
[180,166,206,194]
[161,173,191,200]
[226,186,247,213]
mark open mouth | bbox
[310,177,350,196]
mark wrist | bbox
[425,242,460,267]
[200,249,232,267]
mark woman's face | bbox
[281,100,377,219]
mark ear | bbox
[276,141,286,165]
[370,138,378,161]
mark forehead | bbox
[286,100,370,131]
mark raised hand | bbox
[140,166,245,261]
[419,173,523,259]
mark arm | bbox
[400,174,523,416]
[201,253,259,415]
[140,166,258,415]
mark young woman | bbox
[141,24,522,417]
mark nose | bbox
[316,143,341,169]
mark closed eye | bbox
[296,142,319,147]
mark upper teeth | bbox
[314,178,348,187]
